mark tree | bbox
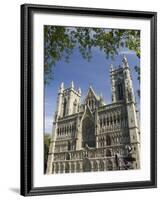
[44,26,140,91]
[44,133,51,173]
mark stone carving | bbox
[46,56,140,174]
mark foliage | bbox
[44,133,51,173]
[44,26,140,85]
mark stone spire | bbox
[78,87,81,95]
[60,82,64,89]
[100,92,103,100]
[110,64,114,72]
[122,54,129,68]
[59,82,64,93]
[70,80,74,89]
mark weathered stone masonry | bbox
[46,55,140,174]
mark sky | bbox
[44,35,140,134]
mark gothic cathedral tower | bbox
[110,55,140,169]
[46,55,140,174]
[46,81,81,174]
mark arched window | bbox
[93,161,98,171]
[117,115,120,123]
[55,163,59,173]
[82,116,95,147]
[99,160,105,171]
[73,99,77,114]
[117,83,124,100]
[100,118,102,128]
[65,163,69,173]
[103,117,106,126]
[63,98,67,116]
[68,141,71,151]
[106,149,112,157]
[66,153,70,160]
[106,117,109,126]
[71,163,75,173]
[88,100,91,107]
[60,163,63,173]
[114,115,116,124]
[107,160,113,170]
[67,126,69,134]
[91,99,94,109]
[69,125,72,132]
[110,116,113,125]
[106,136,111,146]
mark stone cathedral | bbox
[46,55,140,174]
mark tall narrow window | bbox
[117,83,124,100]
[63,98,67,116]
[73,99,77,114]
[106,136,111,146]
[68,141,71,151]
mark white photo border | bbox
[33,12,151,187]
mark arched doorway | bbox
[83,158,91,172]
[107,160,113,170]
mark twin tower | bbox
[46,55,140,174]
[55,55,136,120]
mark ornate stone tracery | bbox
[46,56,140,174]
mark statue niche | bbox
[82,116,95,148]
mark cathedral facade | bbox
[46,56,140,174]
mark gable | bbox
[85,86,99,102]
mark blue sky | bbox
[44,43,140,134]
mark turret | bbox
[110,55,135,103]
[78,87,81,95]
[59,82,64,93]
[55,81,81,117]
[70,80,74,89]
[110,64,117,103]
[122,56,135,103]
[110,64,114,72]
[122,54,129,68]
[56,82,64,118]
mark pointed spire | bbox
[89,84,94,92]
[70,80,74,89]
[60,82,64,89]
[122,54,128,64]
[122,54,129,68]
[59,82,64,93]
[110,64,114,72]
[100,92,103,100]
[89,82,93,89]
[78,87,81,94]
